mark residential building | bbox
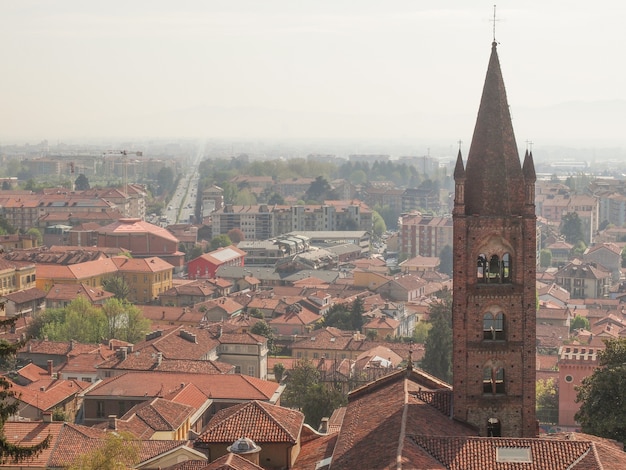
[112,256,174,304]
[398,212,453,258]
[195,400,304,468]
[555,260,612,299]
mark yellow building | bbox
[112,256,174,304]
[0,259,37,297]
[36,258,118,291]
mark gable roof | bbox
[197,400,303,444]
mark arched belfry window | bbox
[502,253,511,282]
[483,312,504,340]
[488,255,500,280]
[477,251,513,284]
[483,362,505,395]
[477,254,487,280]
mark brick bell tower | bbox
[452,41,537,438]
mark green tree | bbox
[304,176,338,203]
[210,234,232,251]
[575,338,626,446]
[301,383,346,429]
[420,288,452,383]
[560,212,585,244]
[25,228,43,246]
[156,166,175,196]
[101,298,150,343]
[540,249,552,268]
[371,210,387,237]
[282,359,346,428]
[350,297,365,332]
[273,363,286,383]
[571,240,587,258]
[570,314,590,333]
[68,431,140,470]
[267,192,285,205]
[536,378,558,424]
[412,321,432,344]
[74,173,90,190]
[102,275,130,300]
[323,304,353,330]
[39,296,107,343]
[250,320,275,354]
[438,245,453,276]
[0,321,51,462]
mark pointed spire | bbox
[464,42,525,216]
[523,150,536,182]
[453,148,465,180]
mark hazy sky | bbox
[3,1,626,145]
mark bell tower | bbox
[452,41,537,438]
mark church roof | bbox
[463,42,526,216]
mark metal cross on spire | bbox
[492,5,499,42]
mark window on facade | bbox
[118,401,126,416]
[96,400,105,418]
[483,365,505,394]
[483,312,505,340]
[247,365,255,376]
[477,254,487,280]
[313,353,319,359]
[487,418,501,437]
[235,365,241,374]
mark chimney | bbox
[108,415,117,430]
[318,417,329,434]
[156,352,163,366]
[47,360,53,376]
[42,411,53,423]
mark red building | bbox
[187,245,246,280]
[97,218,185,269]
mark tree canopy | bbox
[420,288,452,383]
[29,296,150,344]
[0,320,51,462]
[74,173,90,190]
[575,337,626,446]
[282,359,346,428]
[560,212,585,244]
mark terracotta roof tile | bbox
[197,400,303,444]
[85,371,280,402]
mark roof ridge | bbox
[256,400,300,441]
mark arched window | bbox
[488,255,500,281]
[487,418,501,437]
[502,253,511,282]
[483,312,505,340]
[483,364,505,394]
[477,254,487,280]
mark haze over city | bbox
[3,1,626,148]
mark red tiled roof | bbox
[98,218,180,243]
[197,400,303,444]
[85,371,280,402]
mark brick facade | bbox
[452,42,537,438]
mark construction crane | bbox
[101,150,144,217]
[102,150,143,196]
